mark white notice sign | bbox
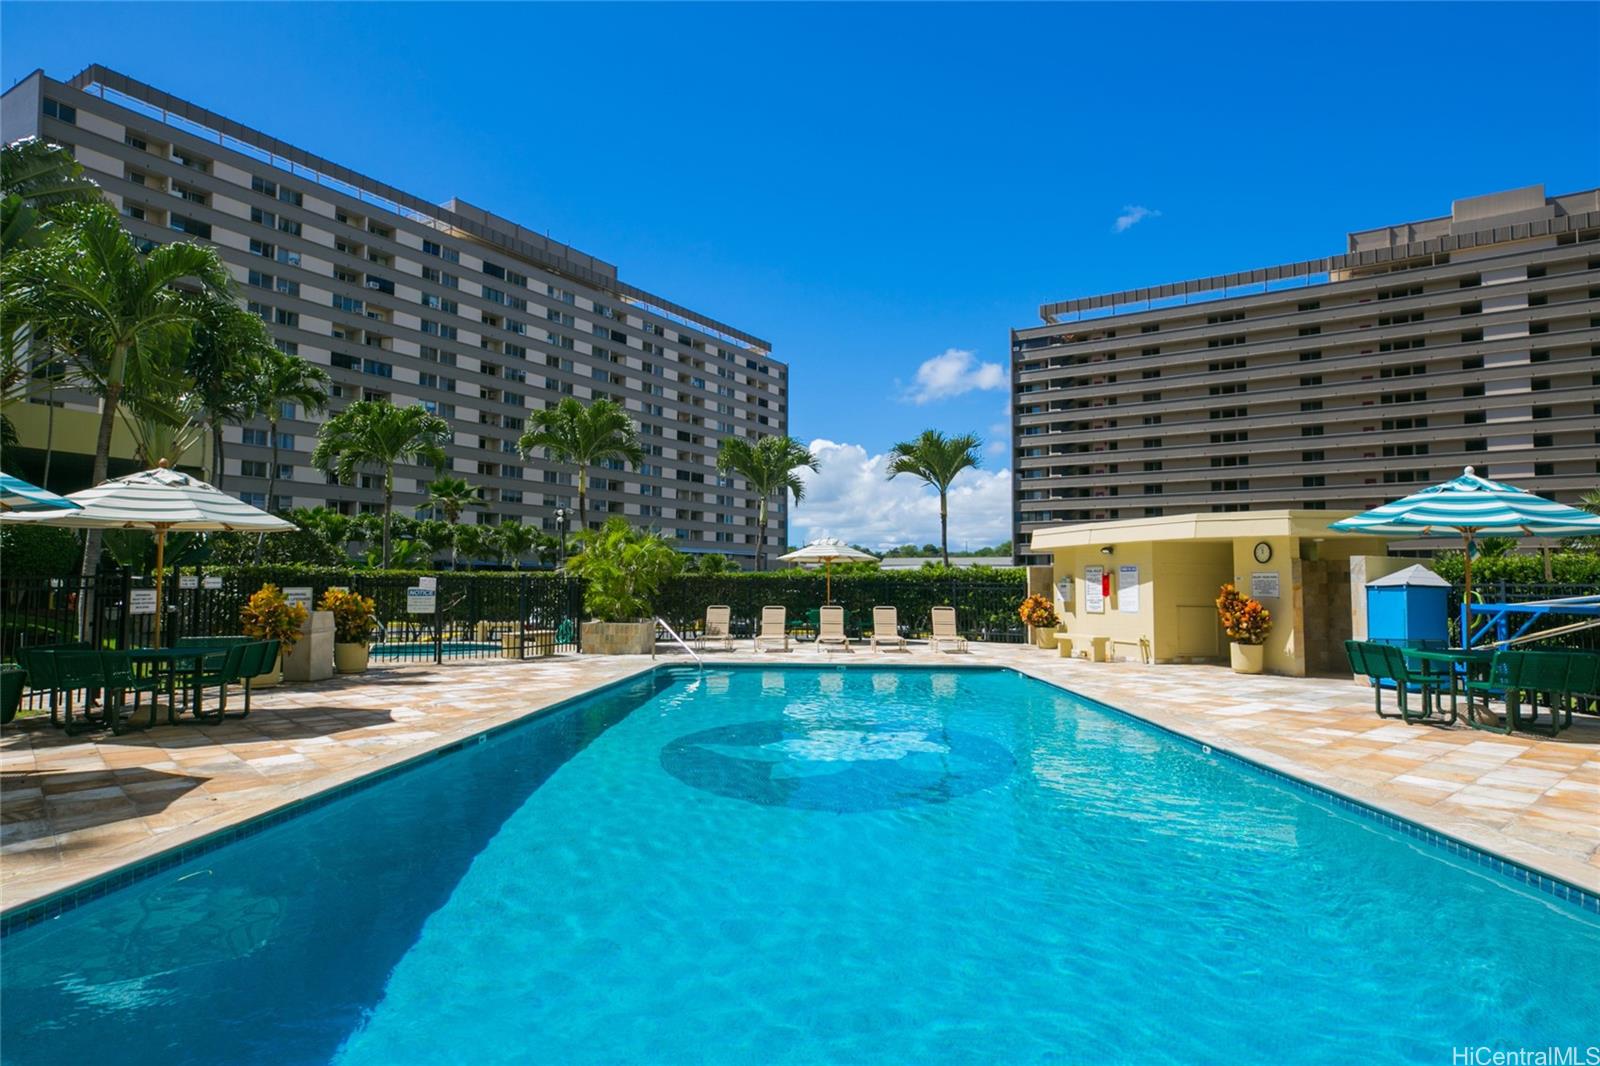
[407,588,437,615]
[178,575,198,590]
[128,588,158,615]
[1084,566,1105,614]
[1055,577,1074,609]
[202,576,223,590]
[1117,565,1140,613]
[283,587,314,609]
[1251,571,1281,600]
[417,576,438,591]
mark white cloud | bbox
[903,348,1006,405]
[1113,204,1160,233]
[791,438,1012,551]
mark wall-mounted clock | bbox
[1253,541,1273,564]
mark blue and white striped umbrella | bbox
[1330,466,1600,615]
[0,472,82,512]
[1328,467,1600,539]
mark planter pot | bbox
[252,652,284,688]
[1230,642,1265,675]
[1032,626,1058,650]
[581,620,657,656]
[334,643,371,674]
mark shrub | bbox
[0,524,81,577]
[1018,594,1058,629]
[318,587,377,645]
[1429,550,1600,587]
[240,584,309,652]
[565,518,683,622]
[1216,583,1271,645]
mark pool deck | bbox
[3,644,1597,914]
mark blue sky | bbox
[4,2,1597,549]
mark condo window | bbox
[1461,356,1484,370]
[1463,410,1486,425]
[1527,265,1546,279]
[43,98,76,124]
[1534,463,1555,477]
[1464,438,1487,452]
[1533,435,1554,449]
[1299,351,1321,362]
[170,214,211,239]
[1302,475,1325,488]
[1462,384,1485,398]
[1301,451,1324,463]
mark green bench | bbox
[1343,640,1453,725]
[1466,649,1600,737]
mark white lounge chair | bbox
[870,606,907,652]
[816,605,852,653]
[754,606,789,653]
[697,605,735,652]
[930,607,968,653]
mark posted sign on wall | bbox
[1117,565,1140,613]
[1250,571,1281,600]
[1084,566,1105,614]
[128,589,158,615]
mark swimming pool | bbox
[368,641,501,659]
[3,666,1596,1064]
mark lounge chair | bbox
[816,606,852,653]
[754,606,789,653]
[697,605,735,653]
[930,607,968,653]
[870,606,907,652]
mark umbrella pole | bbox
[825,561,832,604]
[1460,529,1473,649]
[153,528,167,647]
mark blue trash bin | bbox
[1366,564,1450,649]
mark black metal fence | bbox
[0,569,587,668]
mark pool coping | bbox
[3,658,1596,935]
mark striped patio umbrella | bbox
[1328,466,1600,624]
[0,472,81,512]
[0,461,294,643]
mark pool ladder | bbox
[654,616,704,671]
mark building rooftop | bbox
[53,64,772,353]
[1030,185,1600,327]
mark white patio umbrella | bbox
[777,537,878,603]
[0,460,294,643]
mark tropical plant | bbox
[7,200,231,580]
[423,475,481,568]
[886,429,983,567]
[318,588,377,646]
[414,518,454,568]
[517,397,643,531]
[310,400,450,568]
[248,345,330,510]
[715,434,818,571]
[240,583,308,652]
[360,538,427,571]
[691,553,736,575]
[182,300,279,488]
[1215,584,1271,646]
[1018,593,1058,629]
[493,520,541,570]
[565,517,683,621]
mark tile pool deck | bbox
[2,644,1597,913]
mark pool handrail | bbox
[654,616,703,670]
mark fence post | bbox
[518,576,529,661]
[116,570,132,651]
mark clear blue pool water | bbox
[3,666,1597,1065]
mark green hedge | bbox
[0,524,81,577]
[1428,551,1600,586]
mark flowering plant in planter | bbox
[240,583,309,653]
[1018,593,1059,630]
[1215,584,1271,645]
[318,588,377,646]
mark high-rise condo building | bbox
[3,65,789,563]
[1011,185,1600,566]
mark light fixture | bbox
[1099,545,1115,556]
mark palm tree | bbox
[9,201,231,580]
[715,434,819,571]
[493,520,540,570]
[311,400,450,568]
[886,429,983,567]
[250,347,330,511]
[517,397,643,530]
[413,519,455,569]
[424,474,481,569]
[185,301,281,489]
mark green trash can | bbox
[1,664,25,725]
